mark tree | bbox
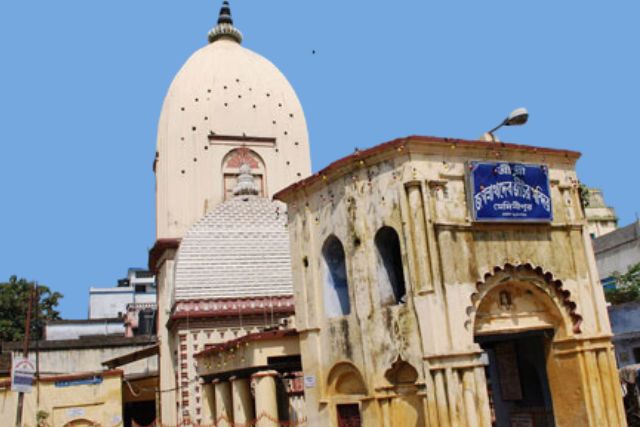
[0,276,63,342]
[604,262,640,305]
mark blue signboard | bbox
[468,161,553,222]
[55,375,103,388]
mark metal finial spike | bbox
[218,1,233,25]
[208,0,243,44]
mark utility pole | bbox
[15,283,35,427]
[34,285,41,412]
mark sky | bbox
[0,1,638,319]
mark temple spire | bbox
[208,1,243,44]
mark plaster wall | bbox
[0,372,123,427]
[279,138,625,427]
[89,288,156,319]
[156,251,178,425]
[9,345,157,377]
[46,322,125,340]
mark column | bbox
[201,381,215,426]
[252,370,279,427]
[405,181,433,292]
[214,380,233,427]
[231,376,255,426]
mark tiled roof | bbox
[174,197,293,301]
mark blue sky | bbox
[1,1,638,319]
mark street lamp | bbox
[481,107,529,142]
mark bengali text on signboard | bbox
[11,356,35,393]
[468,162,553,222]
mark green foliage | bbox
[0,276,63,342]
[605,263,640,305]
[36,410,50,426]
[579,183,591,210]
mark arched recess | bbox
[327,362,367,427]
[222,147,266,199]
[322,235,351,317]
[384,357,418,386]
[63,419,96,427]
[383,357,425,426]
[327,361,367,396]
[374,226,407,305]
[466,263,583,338]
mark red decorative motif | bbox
[170,295,295,323]
[284,372,305,395]
[225,147,260,169]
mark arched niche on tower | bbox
[222,148,266,199]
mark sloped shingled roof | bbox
[174,197,293,301]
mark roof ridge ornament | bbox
[233,163,259,198]
[208,1,243,44]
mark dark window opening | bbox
[375,226,406,305]
[135,285,146,293]
[322,235,350,317]
[633,347,640,364]
[337,404,361,427]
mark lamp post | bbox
[482,107,529,142]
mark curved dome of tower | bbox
[155,2,311,239]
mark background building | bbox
[592,220,640,369]
[0,267,159,427]
[584,188,618,238]
[594,220,640,286]
[0,370,124,427]
[89,268,156,319]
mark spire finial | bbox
[233,164,259,198]
[208,1,243,44]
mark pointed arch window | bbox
[322,235,351,317]
[375,226,406,305]
[222,148,266,199]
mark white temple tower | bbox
[154,1,311,239]
[150,3,311,424]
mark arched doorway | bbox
[326,362,367,427]
[470,264,583,427]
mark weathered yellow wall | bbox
[279,137,626,427]
[0,371,123,427]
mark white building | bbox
[594,220,640,284]
[45,318,125,340]
[584,188,618,238]
[89,268,156,319]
